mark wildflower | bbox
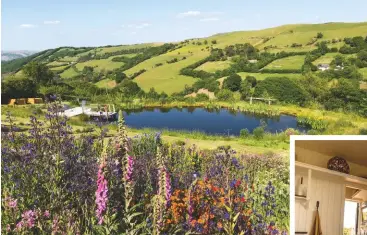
[5,197,17,209]
[217,222,223,229]
[125,155,134,181]
[6,224,11,232]
[16,221,24,231]
[44,210,50,218]
[95,159,108,225]
[21,210,37,228]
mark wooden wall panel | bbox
[295,170,345,235]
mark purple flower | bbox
[21,210,37,228]
[44,210,50,218]
[5,197,17,209]
[125,155,134,181]
[95,162,108,225]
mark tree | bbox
[331,54,345,66]
[23,61,54,85]
[300,73,328,101]
[245,76,257,87]
[204,40,208,45]
[254,77,310,105]
[239,80,252,100]
[113,79,141,97]
[223,73,242,91]
[146,87,160,99]
[316,32,323,39]
[1,77,38,103]
[211,40,217,44]
[114,71,127,83]
[357,50,367,62]
[216,89,234,101]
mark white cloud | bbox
[20,24,37,28]
[130,31,137,35]
[135,23,151,29]
[44,20,60,25]
[122,22,151,29]
[177,11,201,18]
[199,18,219,22]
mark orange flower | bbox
[198,218,205,224]
[217,222,223,229]
[190,220,197,227]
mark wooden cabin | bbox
[295,140,367,235]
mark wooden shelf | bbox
[295,195,308,200]
[296,161,367,186]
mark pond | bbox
[117,107,308,136]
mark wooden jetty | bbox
[59,104,118,120]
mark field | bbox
[95,78,117,89]
[49,65,69,72]
[263,55,306,70]
[312,53,357,65]
[218,72,302,86]
[129,47,209,94]
[59,67,80,78]
[195,60,232,72]
[360,68,367,80]
[47,61,70,67]
[75,58,125,72]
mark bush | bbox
[359,128,367,135]
[78,113,90,122]
[240,128,250,138]
[223,73,242,91]
[216,89,234,101]
[195,93,209,101]
[316,32,323,39]
[253,126,265,139]
[254,77,310,105]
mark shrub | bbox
[254,77,310,105]
[216,89,234,101]
[240,128,250,138]
[359,128,367,135]
[223,73,242,91]
[78,113,90,122]
[253,126,265,139]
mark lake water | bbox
[119,107,307,136]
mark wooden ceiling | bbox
[296,140,367,167]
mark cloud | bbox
[122,22,151,29]
[130,31,137,35]
[44,20,60,24]
[20,24,37,28]
[177,11,201,18]
[199,18,219,22]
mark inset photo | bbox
[291,136,367,235]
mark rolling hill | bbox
[2,22,367,94]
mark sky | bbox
[2,0,367,51]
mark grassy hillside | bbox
[2,22,367,94]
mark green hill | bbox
[2,22,367,94]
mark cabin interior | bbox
[295,140,367,235]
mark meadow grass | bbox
[75,58,125,72]
[195,60,232,72]
[59,67,80,79]
[95,78,117,89]
[359,67,367,80]
[263,55,306,70]
[49,65,69,71]
[47,61,69,67]
[312,53,357,65]
[129,47,209,94]
[218,72,303,87]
